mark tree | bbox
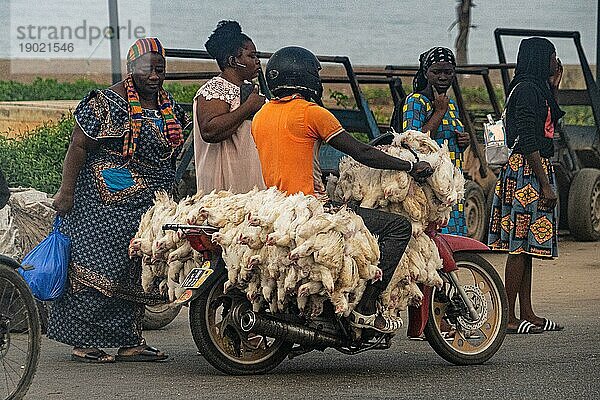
[449,0,476,65]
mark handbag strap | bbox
[502,83,523,149]
[501,82,522,119]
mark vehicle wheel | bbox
[142,303,182,330]
[424,252,508,365]
[0,262,41,400]
[464,181,488,243]
[567,168,600,241]
[189,272,292,375]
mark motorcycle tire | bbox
[0,262,41,400]
[142,303,182,330]
[189,271,292,375]
[424,252,507,365]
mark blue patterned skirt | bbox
[487,153,558,258]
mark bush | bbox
[0,116,73,193]
[0,78,200,105]
[163,82,200,104]
[0,78,102,101]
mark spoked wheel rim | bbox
[205,281,286,365]
[0,266,41,399]
[430,260,503,355]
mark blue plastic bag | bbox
[19,216,70,301]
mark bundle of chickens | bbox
[130,188,385,319]
[329,130,466,317]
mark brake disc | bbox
[456,285,488,331]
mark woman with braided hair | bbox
[49,38,190,363]
[401,47,470,236]
[193,20,266,194]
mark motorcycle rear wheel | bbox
[189,271,292,375]
[424,252,507,365]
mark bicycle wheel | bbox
[0,262,41,400]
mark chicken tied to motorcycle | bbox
[129,130,508,375]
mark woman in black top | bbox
[488,37,565,334]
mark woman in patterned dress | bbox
[401,47,470,235]
[193,20,266,194]
[488,38,564,334]
[49,38,190,362]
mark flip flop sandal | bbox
[506,320,544,334]
[71,349,115,363]
[349,310,402,334]
[115,345,169,362]
[537,318,564,331]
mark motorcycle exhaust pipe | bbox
[239,310,347,349]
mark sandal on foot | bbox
[115,345,168,362]
[71,349,115,364]
[349,310,402,334]
[535,318,564,332]
[506,320,544,334]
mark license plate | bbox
[181,261,214,289]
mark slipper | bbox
[535,318,564,332]
[349,310,402,334]
[71,349,115,364]
[506,320,544,334]
[115,345,168,362]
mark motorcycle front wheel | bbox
[0,262,41,400]
[424,252,508,365]
[189,271,292,375]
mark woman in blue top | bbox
[402,47,470,235]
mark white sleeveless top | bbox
[193,76,266,194]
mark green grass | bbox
[0,116,73,193]
[0,78,103,101]
[0,78,199,104]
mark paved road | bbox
[23,236,600,399]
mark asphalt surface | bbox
[22,236,600,399]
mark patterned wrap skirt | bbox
[46,89,188,348]
[488,153,558,258]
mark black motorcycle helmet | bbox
[265,46,323,104]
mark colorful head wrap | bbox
[127,37,166,66]
[413,47,456,92]
[122,38,183,159]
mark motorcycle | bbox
[163,223,508,375]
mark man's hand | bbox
[540,184,558,209]
[410,161,434,183]
[457,131,470,148]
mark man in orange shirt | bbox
[252,47,433,333]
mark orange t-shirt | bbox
[252,95,344,196]
[251,95,344,197]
